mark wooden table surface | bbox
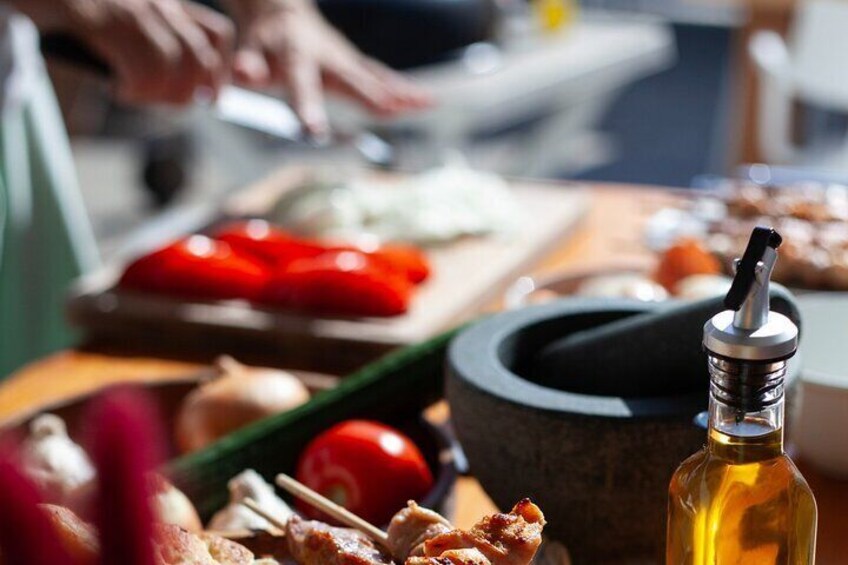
[2,184,846,561]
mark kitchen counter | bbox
[2,183,845,562]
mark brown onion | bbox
[174,357,311,453]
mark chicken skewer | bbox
[241,497,287,533]
[242,491,394,565]
[275,473,391,547]
[241,474,546,565]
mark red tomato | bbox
[119,236,269,301]
[259,250,412,317]
[213,220,325,268]
[296,420,434,525]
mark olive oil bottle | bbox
[666,227,817,565]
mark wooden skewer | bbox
[275,473,391,547]
[241,497,288,532]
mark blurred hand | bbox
[229,0,432,136]
[18,0,235,105]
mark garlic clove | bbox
[208,469,294,532]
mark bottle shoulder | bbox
[669,448,817,500]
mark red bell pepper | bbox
[365,244,431,284]
[119,235,269,301]
[260,250,412,317]
[214,220,431,284]
[213,220,325,268]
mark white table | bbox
[340,12,677,177]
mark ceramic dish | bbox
[794,294,848,478]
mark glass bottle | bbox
[666,227,817,565]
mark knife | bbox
[40,33,305,143]
[41,33,303,142]
[41,33,396,162]
[40,33,395,164]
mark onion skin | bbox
[175,360,311,454]
[148,475,203,532]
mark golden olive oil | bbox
[667,424,817,564]
[667,227,817,564]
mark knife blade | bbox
[39,33,395,164]
[40,33,304,142]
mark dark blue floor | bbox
[574,23,733,187]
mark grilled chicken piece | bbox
[417,499,545,565]
[154,524,255,564]
[406,548,491,565]
[285,515,394,565]
[387,501,453,560]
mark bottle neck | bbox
[706,356,786,462]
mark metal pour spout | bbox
[703,226,798,363]
[724,227,783,331]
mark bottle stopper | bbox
[703,227,798,362]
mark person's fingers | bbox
[110,6,183,104]
[183,2,235,52]
[152,0,222,103]
[284,53,328,137]
[362,58,433,109]
[184,1,236,89]
[323,62,395,115]
[233,45,272,87]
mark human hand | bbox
[228,0,432,136]
[17,0,235,105]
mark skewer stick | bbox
[275,473,390,547]
[241,497,288,532]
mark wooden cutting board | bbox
[68,167,589,367]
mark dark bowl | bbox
[447,299,798,563]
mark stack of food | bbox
[650,180,848,290]
[33,488,545,565]
[706,182,848,289]
[2,391,545,565]
[119,220,431,318]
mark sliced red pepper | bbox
[119,235,269,301]
[213,220,325,268]
[259,250,412,317]
[365,245,431,285]
[214,220,431,284]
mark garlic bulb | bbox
[207,469,294,531]
[20,414,95,506]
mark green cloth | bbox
[0,66,99,379]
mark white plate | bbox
[794,293,848,478]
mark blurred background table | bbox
[341,15,676,177]
[1,183,845,562]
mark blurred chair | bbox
[749,0,848,170]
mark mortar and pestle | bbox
[446,289,800,563]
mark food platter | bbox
[646,175,848,292]
[1,330,558,565]
[67,167,589,371]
